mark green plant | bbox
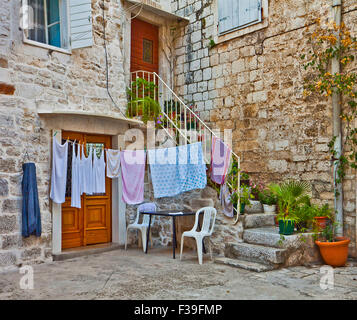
[259,188,277,205]
[127,78,161,123]
[208,38,216,49]
[314,220,339,242]
[230,184,253,207]
[301,20,357,199]
[313,203,332,218]
[270,180,311,219]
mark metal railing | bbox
[130,70,241,224]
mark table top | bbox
[139,210,198,217]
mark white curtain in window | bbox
[28,0,46,44]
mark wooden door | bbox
[130,18,159,74]
[61,132,112,250]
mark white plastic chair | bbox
[125,203,156,252]
[180,207,217,265]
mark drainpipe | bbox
[331,0,343,236]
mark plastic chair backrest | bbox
[192,207,217,235]
[137,202,157,225]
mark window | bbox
[143,39,153,64]
[22,0,93,52]
[218,0,262,35]
[25,0,68,49]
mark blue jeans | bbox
[22,163,41,237]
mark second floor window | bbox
[23,0,93,51]
[218,0,262,35]
[27,0,67,48]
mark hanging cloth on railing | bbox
[71,143,82,208]
[210,136,232,185]
[148,142,207,198]
[106,149,121,178]
[220,182,234,218]
[120,150,146,204]
[50,138,68,204]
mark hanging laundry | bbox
[93,147,106,194]
[220,182,234,218]
[22,163,41,237]
[50,138,68,204]
[210,136,232,185]
[120,150,146,204]
[148,142,207,198]
[80,144,93,195]
[106,149,121,178]
[71,143,81,208]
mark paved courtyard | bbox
[0,248,357,300]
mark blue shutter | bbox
[238,0,262,28]
[218,0,234,34]
[218,0,262,34]
[69,0,93,49]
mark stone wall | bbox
[0,0,128,270]
[171,0,357,256]
[125,183,241,256]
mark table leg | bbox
[145,215,152,254]
[197,219,206,254]
[172,216,176,259]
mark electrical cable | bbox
[102,0,127,118]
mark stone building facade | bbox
[0,0,191,270]
[0,0,356,271]
[170,0,357,256]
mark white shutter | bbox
[238,0,262,28]
[69,0,93,49]
[218,0,234,34]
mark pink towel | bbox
[120,150,146,204]
[210,136,232,185]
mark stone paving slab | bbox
[0,248,356,300]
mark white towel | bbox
[106,149,121,178]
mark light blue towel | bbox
[148,142,207,198]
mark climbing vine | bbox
[301,19,357,196]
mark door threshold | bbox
[53,243,121,262]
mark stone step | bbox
[224,242,286,265]
[243,213,276,229]
[243,226,313,250]
[214,257,277,272]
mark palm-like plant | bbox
[269,180,311,220]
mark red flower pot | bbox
[314,216,328,231]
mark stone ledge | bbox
[215,257,277,272]
[52,243,121,262]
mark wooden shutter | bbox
[218,0,262,34]
[218,0,234,34]
[238,0,262,28]
[69,0,93,49]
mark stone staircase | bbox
[215,210,322,272]
[215,212,285,272]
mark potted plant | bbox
[230,184,252,214]
[277,213,300,235]
[240,171,250,187]
[127,78,161,123]
[270,180,311,235]
[293,202,314,232]
[313,203,331,231]
[315,220,350,267]
[259,188,277,213]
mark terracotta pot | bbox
[315,237,350,267]
[314,216,328,231]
